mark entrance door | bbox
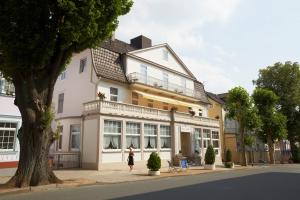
[180,132,191,157]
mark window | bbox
[198,109,203,117]
[144,124,157,149]
[126,122,140,149]
[212,131,220,154]
[79,58,87,73]
[203,129,211,148]
[163,49,169,61]
[60,71,66,80]
[56,125,63,151]
[194,128,202,150]
[70,125,80,150]
[162,72,168,89]
[57,93,64,113]
[110,87,118,102]
[0,122,17,150]
[104,120,121,149]
[160,125,171,149]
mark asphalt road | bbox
[1,165,300,200]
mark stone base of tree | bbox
[148,170,160,176]
[204,164,215,170]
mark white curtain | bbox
[126,136,140,149]
[161,137,171,148]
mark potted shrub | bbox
[204,145,216,170]
[224,149,234,168]
[97,92,106,100]
[147,152,161,176]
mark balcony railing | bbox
[83,100,219,128]
[127,72,195,97]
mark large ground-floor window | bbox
[194,128,202,151]
[160,125,171,149]
[144,124,157,149]
[104,120,121,149]
[212,130,220,154]
[202,129,211,148]
[126,122,141,149]
[70,124,81,151]
[0,122,17,151]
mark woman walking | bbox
[128,147,134,171]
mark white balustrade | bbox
[83,100,219,127]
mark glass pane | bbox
[160,125,170,136]
[161,137,171,148]
[144,124,157,135]
[126,136,140,149]
[72,134,80,149]
[104,135,121,149]
[144,136,157,149]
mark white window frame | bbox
[160,125,171,149]
[126,122,141,149]
[110,87,118,102]
[202,129,211,149]
[70,124,81,151]
[103,120,122,150]
[56,125,63,151]
[140,64,147,84]
[162,72,168,89]
[194,128,202,151]
[144,124,157,150]
[0,122,17,151]
[212,130,220,155]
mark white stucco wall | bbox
[0,96,20,117]
[53,49,98,119]
[97,80,130,103]
[132,46,188,75]
[82,118,98,164]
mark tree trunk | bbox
[267,136,275,164]
[5,75,61,187]
[239,125,247,166]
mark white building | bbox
[52,35,221,170]
[0,73,21,168]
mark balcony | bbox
[83,100,219,128]
[127,72,195,98]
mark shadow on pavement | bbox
[112,172,300,200]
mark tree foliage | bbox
[204,145,215,165]
[253,62,300,160]
[252,88,287,164]
[0,0,133,187]
[225,86,261,166]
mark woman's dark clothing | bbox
[128,152,134,165]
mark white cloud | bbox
[116,0,240,93]
[182,56,236,93]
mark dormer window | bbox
[163,49,168,61]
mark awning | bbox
[134,90,204,109]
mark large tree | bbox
[225,87,261,166]
[252,88,287,164]
[254,61,300,161]
[0,0,133,187]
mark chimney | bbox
[130,35,152,49]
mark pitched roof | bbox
[194,81,210,104]
[206,92,225,105]
[91,39,136,83]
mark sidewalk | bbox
[0,163,251,195]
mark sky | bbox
[116,0,300,94]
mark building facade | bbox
[52,36,222,170]
[0,73,21,168]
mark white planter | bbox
[231,163,235,169]
[204,164,215,170]
[148,170,160,176]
